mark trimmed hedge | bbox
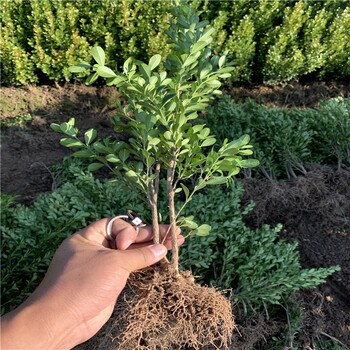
[1,0,349,85]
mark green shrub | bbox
[204,96,350,179]
[0,1,37,85]
[1,158,339,314]
[1,0,349,85]
[180,185,339,308]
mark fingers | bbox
[79,218,183,251]
[111,221,181,250]
[117,244,167,273]
[127,233,185,250]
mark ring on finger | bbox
[106,210,147,241]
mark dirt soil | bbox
[1,82,350,349]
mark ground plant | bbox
[1,159,340,346]
[52,3,259,349]
[204,96,350,179]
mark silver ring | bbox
[106,211,146,241]
[106,215,128,241]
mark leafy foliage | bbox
[1,0,349,85]
[1,159,339,314]
[179,185,339,307]
[52,3,259,241]
[204,96,350,179]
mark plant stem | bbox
[167,156,179,272]
[151,163,161,244]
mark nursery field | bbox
[1,82,349,349]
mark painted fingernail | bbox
[149,244,167,258]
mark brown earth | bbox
[1,82,349,349]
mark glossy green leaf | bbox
[194,224,211,236]
[201,137,216,147]
[106,154,120,163]
[191,41,207,54]
[180,183,190,200]
[183,55,197,67]
[88,163,104,172]
[72,150,93,158]
[69,64,89,73]
[206,176,227,185]
[50,123,62,133]
[96,66,117,78]
[119,149,130,162]
[149,54,162,70]
[91,46,105,66]
[84,129,97,145]
[106,76,126,86]
[60,138,84,148]
[240,159,260,168]
[85,72,99,85]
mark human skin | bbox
[1,218,184,349]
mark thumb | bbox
[118,244,167,272]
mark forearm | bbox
[1,297,77,350]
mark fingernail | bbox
[149,244,167,258]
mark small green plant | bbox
[52,3,259,272]
[51,3,259,348]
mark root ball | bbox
[77,266,235,350]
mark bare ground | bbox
[1,82,349,349]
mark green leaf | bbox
[88,163,104,172]
[60,138,84,148]
[194,224,211,236]
[227,134,251,149]
[206,176,227,185]
[84,129,97,145]
[85,72,99,85]
[119,149,130,162]
[195,178,207,191]
[191,41,208,54]
[240,159,260,168]
[149,54,162,70]
[72,150,93,158]
[183,55,197,67]
[91,46,105,66]
[239,149,253,155]
[200,64,212,79]
[218,55,226,68]
[180,183,190,200]
[106,76,126,86]
[106,154,120,163]
[139,63,151,78]
[69,64,90,73]
[67,118,75,127]
[50,123,62,133]
[206,80,221,89]
[96,66,117,78]
[201,137,216,147]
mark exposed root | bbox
[77,266,235,350]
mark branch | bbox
[151,163,161,244]
[167,156,179,272]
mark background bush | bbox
[203,96,350,179]
[1,159,338,315]
[1,0,349,85]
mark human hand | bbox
[1,218,184,349]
